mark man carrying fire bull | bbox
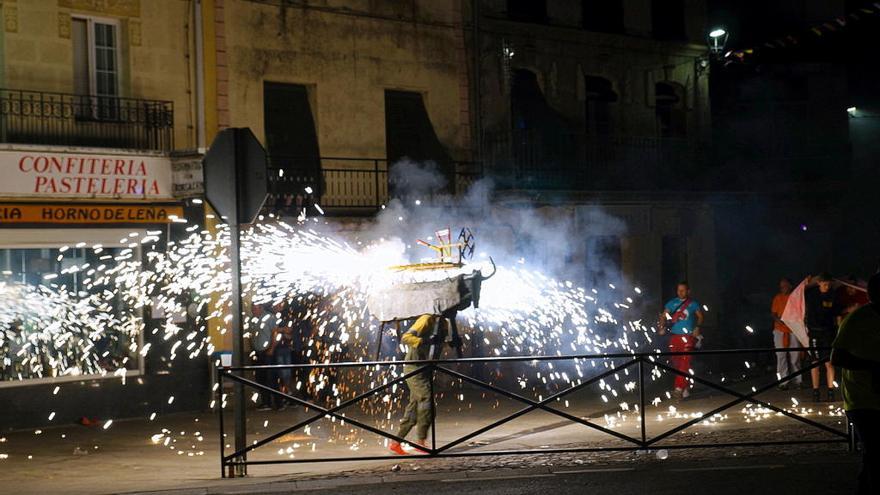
[389,313,447,455]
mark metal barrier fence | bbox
[0,88,174,152]
[217,348,850,476]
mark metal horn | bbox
[481,257,497,281]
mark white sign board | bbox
[0,149,173,199]
[171,156,204,198]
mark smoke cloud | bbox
[357,159,629,293]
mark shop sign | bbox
[0,204,184,224]
[1,150,173,199]
[171,157,204,198]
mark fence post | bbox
[429,364,437,454]
[638,357,646,447]
[217,368,225,478]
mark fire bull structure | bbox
[367,228,495,359]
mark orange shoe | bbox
[388,441,408,455]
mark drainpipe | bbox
[194,0,207,151]
[471,0,482,162]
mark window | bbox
[582,0,624,33]
[586,236,622,286]
[0,230,146,385]
[263,82,321,197]
[72,17,120,120]
[655,82,686,138]
[651,0,686,41]
[385,90,454,198]
[509,69,577,177]
[584,75,618,135]
[385,90,451,165]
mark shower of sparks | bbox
[0,209,839,459]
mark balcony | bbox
[483,129,708,191]
[267,156,483,213]
[0,88,174,152]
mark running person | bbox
[659,282,704,399]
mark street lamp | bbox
[697,27,729,75]
[708,27,728,57]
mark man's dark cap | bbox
[816,272,833,282]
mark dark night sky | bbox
[708,0,880,106]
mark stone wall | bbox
[218,0,471,160]
[0,0,198,150]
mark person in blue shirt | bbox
[658,281,704,399]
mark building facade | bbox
[475,0,711,190]
[202,0,476,211]
[0,0,206,428]
[465,0,718,324]
[1,0,731,428]
[194,0,720,321]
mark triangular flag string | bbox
[723,0,879,65]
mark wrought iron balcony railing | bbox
[482,129,707,191]
[0,88,174,152]
[266,156,483,213]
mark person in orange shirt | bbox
[771,277,802,389]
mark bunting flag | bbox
[724,0,880,64]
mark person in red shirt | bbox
[837,276,870,322]
[771,277,802,389]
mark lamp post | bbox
[695,27,729,138]
[697,27,730,76]
[708,27,729,57]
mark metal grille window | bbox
[72,17,120,120]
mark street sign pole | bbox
[229,130,246,478]
[203,127,268,479]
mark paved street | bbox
[284,457,859,495]
[0,385,857,495]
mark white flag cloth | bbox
[781,278,810,347]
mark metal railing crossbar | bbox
[221,348,830,371]
[646,359,847,445]
[220,365,432,461]
[223,438,847,467]
[433,359,643,452]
